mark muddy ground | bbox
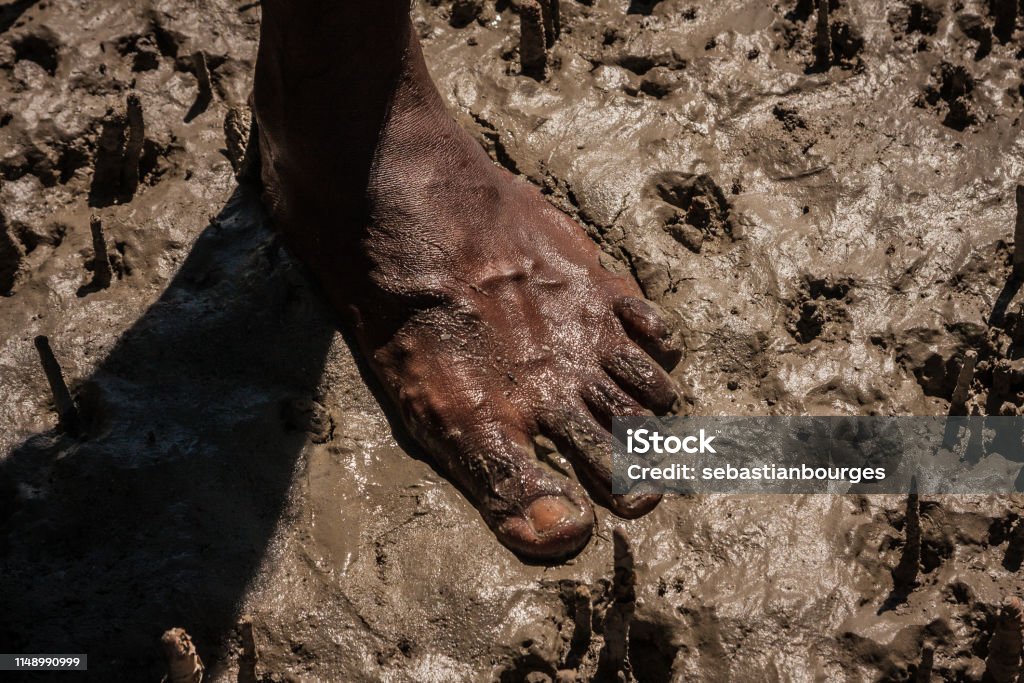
[2,0,1024,680]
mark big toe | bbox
[498,494,595,560]
[423,422,595,561]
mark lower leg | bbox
[254,2,444,251]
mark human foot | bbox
[252,4,682,559]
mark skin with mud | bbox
[1,0,1024,681]
[254,1,678,559]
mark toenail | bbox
[612,491,662,518]
[525,496,580,536]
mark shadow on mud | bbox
[0,184,336,680]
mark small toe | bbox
[580,380,650,430]
[611,488,662,518]
[603,344,680,415]
[539,410,662,519]
[614,297,683,370]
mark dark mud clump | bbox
[648,172,736,254]
[921,61,978,131]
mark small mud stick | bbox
[520,0,548,80]
[891,476,921,593]
[563,584,593,669]
[88,215,113,290]
[193,51,214,104]
[237,616,259,683]
[538,0,560,48]
[914,644,934,683]
[224,105,260,181]
[599,529,636,678]
[1004,519,1024,571]
[949,350,977,416]
[122,93,145,197]
[1014,185,1024,278]
[814,0,831,70]
[161,628,204,683]
[984,597,1023,683]
[33,335,79,435]
[991,0,1016,43]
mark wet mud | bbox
[1,0,1024,680]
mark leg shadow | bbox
[0,184,336,680]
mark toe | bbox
[439,427,595,560]
[497,494,595,559]
[602,344,680,415]
[614,297,683,370]
[539,410,661,519]
[580,380,650,430]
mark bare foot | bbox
[253,4,681,559]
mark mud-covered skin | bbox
[252,3,680,558]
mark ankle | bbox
[252,6,415,173]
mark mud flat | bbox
[1,0,1024,680]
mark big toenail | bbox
[525,496,578,536]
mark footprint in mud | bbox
[0,210,65,296]
[8,27,60,75]
[446,0,495,28]
[786,276,852,344]
[114,32,164,73]
[907,1,943,35]
[645,172,736,254]
[602,46,687,99]
[112,18,186,69]
[918,61,978,131]
[888,0,943,51]
[892,242,1023,413]
[626,0,664,15]
[950,0,1019,60]
[280,396,334,444]
[0,136,92,189]
[785,0,864,72]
